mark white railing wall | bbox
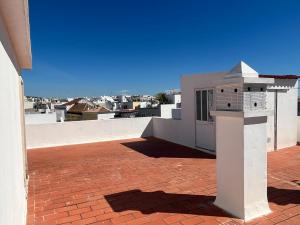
[25,113,57,124]
[26,117,153,149]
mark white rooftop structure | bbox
[227,61,259,78]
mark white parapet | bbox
[211,111,271,221]
[26,117,153,149]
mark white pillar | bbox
[212,111,271,221]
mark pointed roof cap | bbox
[226,61,258,78]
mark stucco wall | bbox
[25,113,57,124]
[266,91,275,151]
[180,72,227,148]
[24,100,34,109]
[276,81,298,149]
[297,117,300,143]
[172,108,181,120]
[0,15,27,225]
[181,73,298,152]
[97,113,115,120]
[160,104,177,118]
[266,79,298,151]
[214,115,270,220]
[152,117,183,145]
[26,117,153,149]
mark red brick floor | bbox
[27,137,300,225]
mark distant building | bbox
[83,107,115,120]
[117,95,130,103]
[63,98,95,121]
[159,91,182,119]
[140,95,155,102]
[160,104,180,119]
[137,107,160,117]
[92,96,117,110]
[24,97,35,110]
[34,102,51,113]
[115,109,138,118]
[56,98,114,121]
[121,101,141,110]
[139,102,151,108]
[166,93,181,106]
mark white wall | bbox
[55,109,65,122]
[160,104,177,118]
[26,117,153,149]
[214,114,270,220]
[24,100,34,109]
[0,15,27,225]
[266,79,298,151]
[172,108,181,120]
[297,117,300,143]
[180,73,298,152]
[180,72,227,148]
[152,117,183,145]
[154,73,233,150]
[25,113,57,124]
[166,94,181,104]
[97,113,115,120]
[276,81,298,149]
[266,91,275,151]
[174,94,181,104]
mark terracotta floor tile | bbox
[27,138,300,225]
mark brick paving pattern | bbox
[27,137,300,225]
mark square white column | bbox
[212,111,271,221]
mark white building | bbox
[178,61,298,153]
[0,1,32,225]
[167,94,181,105]
[140,95,155,102]
[24,97,35,109]
[154,61,298,154]
[166,89,181,105]
[117,95,130,103]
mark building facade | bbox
[153,62,298,154]
[179,61,298,153]
[0,1,32,225]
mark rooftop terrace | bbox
[27,138,300,225]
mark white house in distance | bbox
[160,90,182,119]
[0,1,32,225]
[156,61,298,154]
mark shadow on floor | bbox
[268,186,300,205]
[104,189,228,217]
[104,187,300,217]
[121,137,215,159]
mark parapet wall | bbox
[26,117,153,149]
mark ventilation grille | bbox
[215,84,266,112]
[216,84,243,111]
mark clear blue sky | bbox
[23,0,300,97]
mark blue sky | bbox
[23,0,300,97]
